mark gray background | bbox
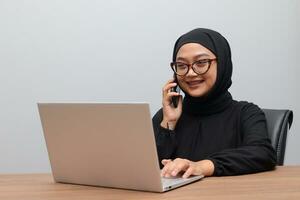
[0,0,299,173]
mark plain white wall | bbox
[0,0,299,173]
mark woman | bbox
[152,28,276,178]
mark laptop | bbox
[38,103,203,192]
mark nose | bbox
[186,66,198,77]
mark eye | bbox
[194,59,209,68]
[176,63,187,69]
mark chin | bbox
[179,82,211,97]
[185,88,207,97]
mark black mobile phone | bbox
[171,75,180,108]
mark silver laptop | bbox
[38,103,203,192]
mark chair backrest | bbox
[262,109,293,165]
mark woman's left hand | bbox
[161,158,215,178]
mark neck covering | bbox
[172,28,233,116]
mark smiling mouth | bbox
[186,80,205,87]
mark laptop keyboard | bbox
[161,176,186,187]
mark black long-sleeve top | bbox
[152,100,277,176]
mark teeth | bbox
[190,81,202,84]
[188,80,203,86]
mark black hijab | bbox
[172,28,233,116]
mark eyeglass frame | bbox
[170,58,217,76]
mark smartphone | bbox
[171,75,180,108]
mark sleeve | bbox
[207,103,277,176]
[152,109,177,168]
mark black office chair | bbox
[262,109,293,165]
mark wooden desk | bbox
[0,166,299,200]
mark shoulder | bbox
[235,101,266,125]
[237,101,264,116]
[225,100,263,116]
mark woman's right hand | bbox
[160,79,183,130]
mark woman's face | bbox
[176,43,217,97]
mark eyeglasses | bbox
[170,58,217,76]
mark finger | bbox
[167,78,176,84]
[164,92,180,102]
[182,166,194,179]
[164,162,177,178]
[171,167,180,177]
[162,166,172,178]
[162,82,177,95]
[166,158,183,177]
[165,91,180,98]
[162,92,180,107]
[161,161,173,177]
[171,159,190,176]
[161,159,171,166]
[164,79,177,89]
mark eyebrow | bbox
[176,53,210,62]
